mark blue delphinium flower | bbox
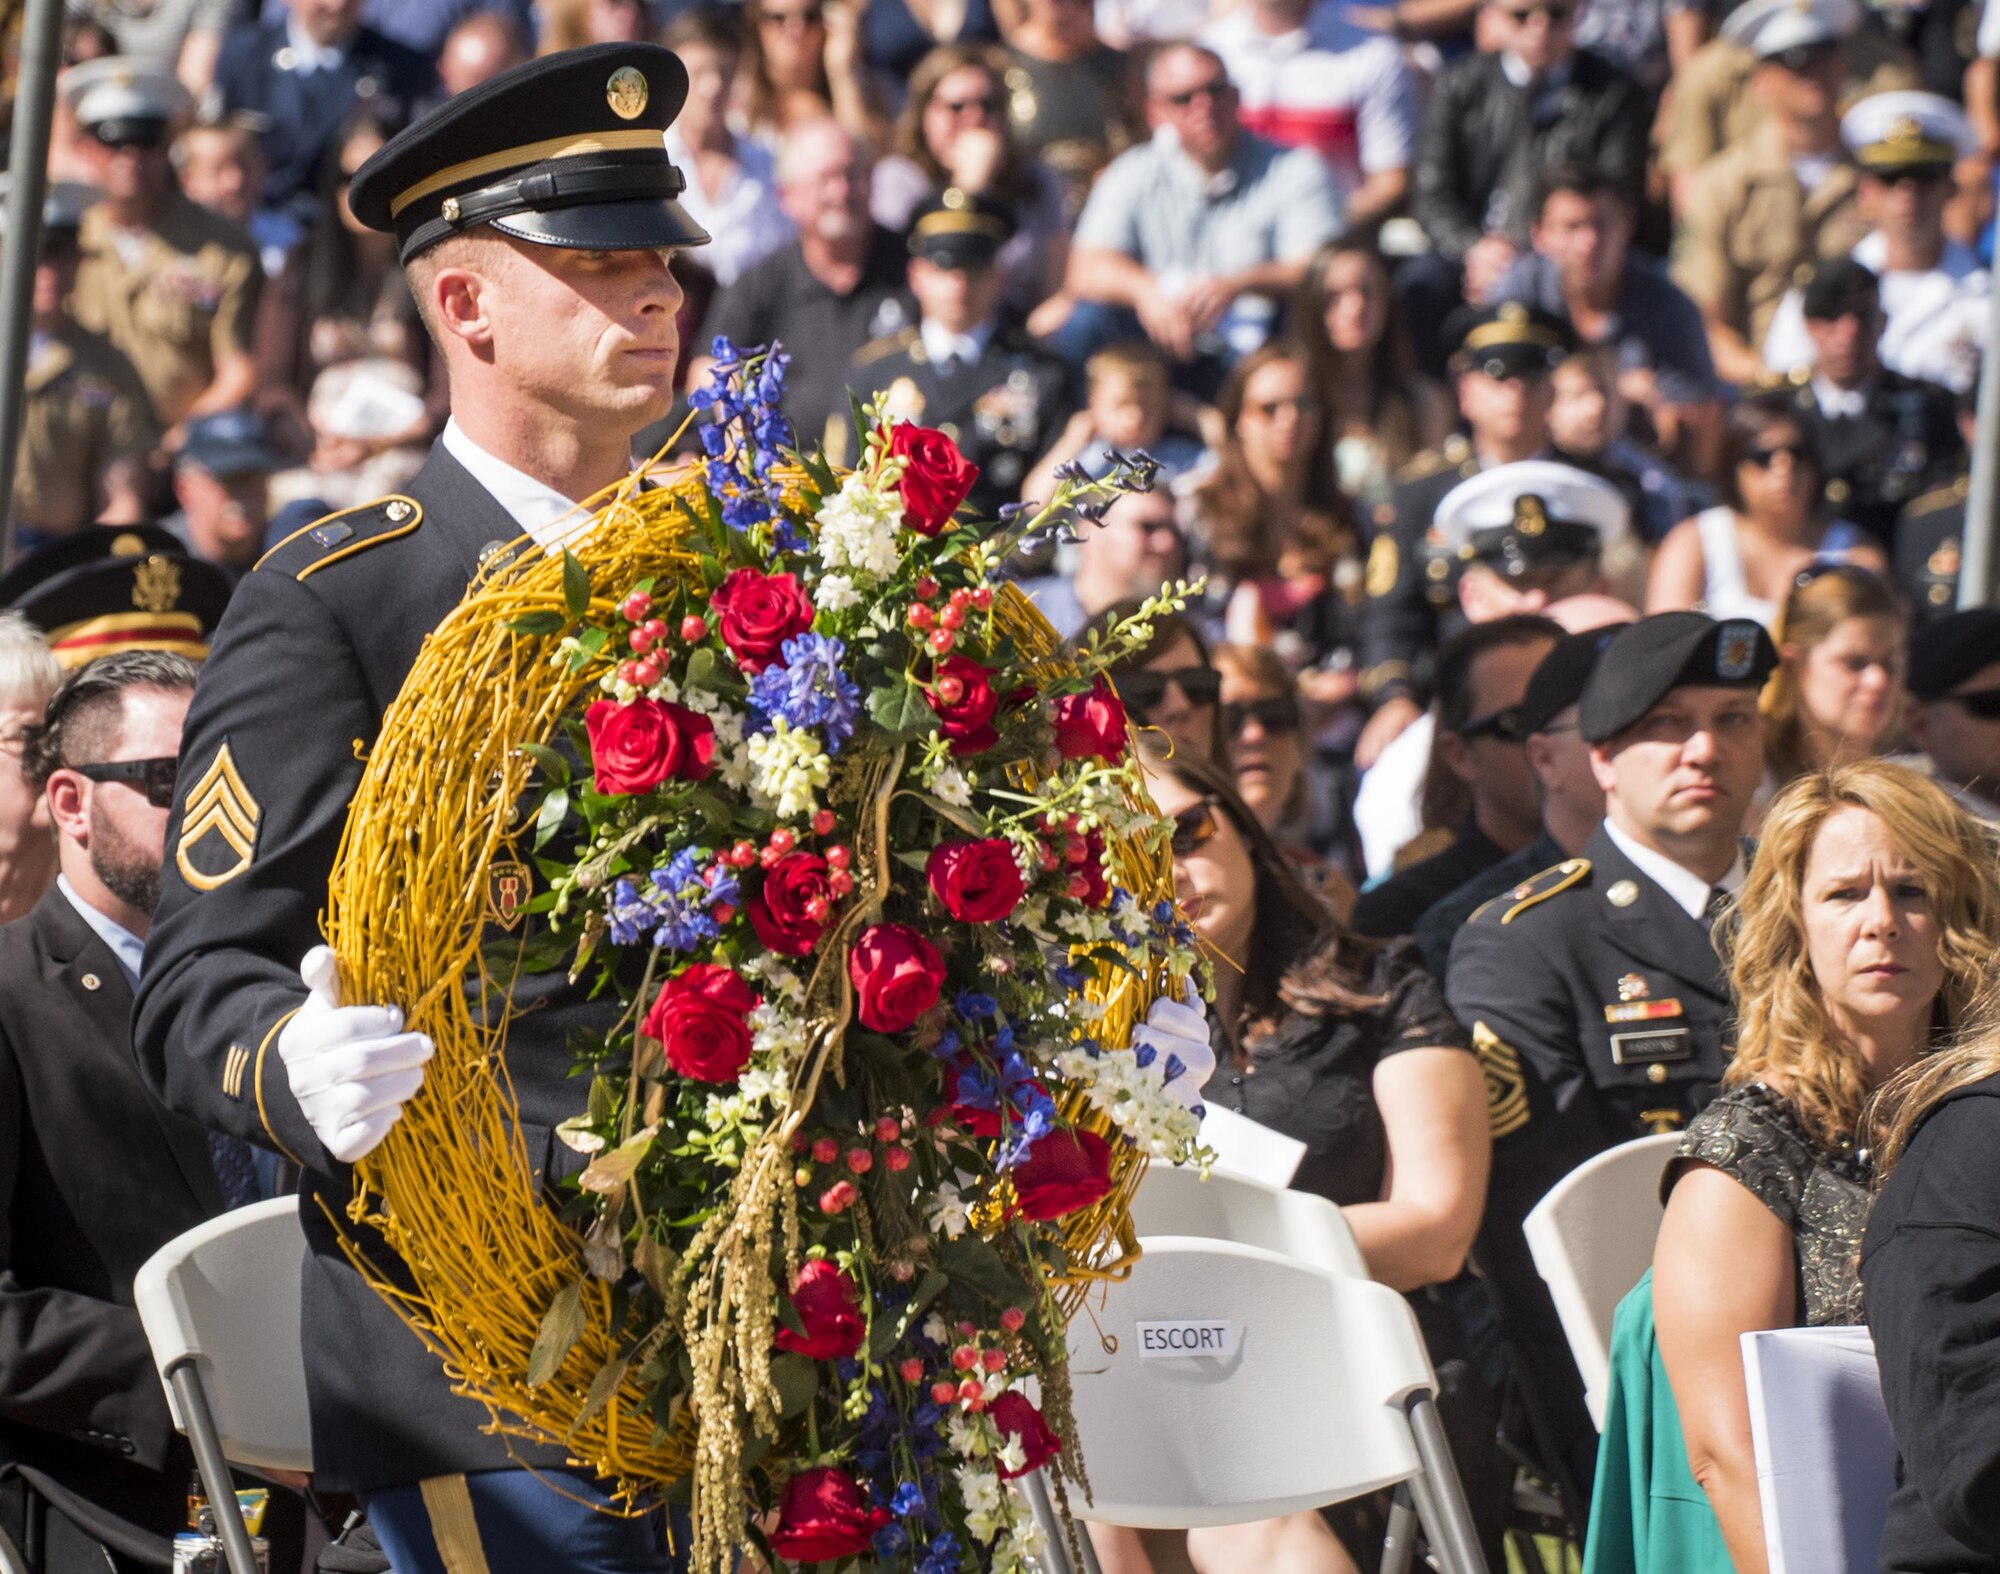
[747,633,861,751]
[606,875,653,946]
[605,848,738,952]
[919,1531,962,1574]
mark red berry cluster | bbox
[613,588,706,691]
[905,578,996,659]
[791,1114,916,1213]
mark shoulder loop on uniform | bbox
[852,326,920,368]
[1500,857,1591,924]
[254,495,423,581]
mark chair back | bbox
[133,1198,314,1473]
[1130,1162,1370,1279]
[1522,1131,1682,1428]
[1741,1326,1894,1574]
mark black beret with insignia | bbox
[1579,612,1778,743]
[1521,622,1626,735]
[348,42,711,263]
[0,525,231,668]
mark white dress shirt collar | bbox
[919,317,995,370]
[285,14,349,71]
[57,874,145,986]
[1604,819,1743,922]
[1811,374,1868,419]
[441,418,598,554]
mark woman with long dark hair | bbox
[735,0,888,148]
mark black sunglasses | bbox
[1119,665,1223,718]
[1875,165,1950,187]
[71,755,178,809]
[1161,79,1230,107]
[1505,3,1574,20]
[1744,441,1813,467]
[1170,798,1220,856]
[1222,695,1301,735]
[1947,686,2000,720]
[1458,705,1527,743]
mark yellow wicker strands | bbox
[319,465,1174,1524]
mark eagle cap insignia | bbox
[109,532,147,558]
[1515,494,1547,536]
[132,555,182,614]
[175,741,260,891]
[606,66,649,119]
[1499,301,1528,324]
[1886,115,1923,145]
[487,861,532,931]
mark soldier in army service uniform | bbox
[1896,472,1965,625]
[132,45,712,1573]
[1447,611,1776,1486]
[837,189,1073,518]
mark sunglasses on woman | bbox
[1457,705,1527,744]
[1170,798,1221,856]
[1743,441,1813,468]
[1118,665,1223,719]
[70,756,179,809]
[1222,695,1301,736]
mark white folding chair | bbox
[1741,1326,1895,1574]
[133,1199,313,1574]
[1521,1131,1682,1429]
[1042,1165,1488,1574]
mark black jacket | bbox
[135,442,607,1494]
[1863,1072,2000,1573]
[0,888,225,1561]
[1413,49,1648,262]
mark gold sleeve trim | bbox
[254,1008,306,1166]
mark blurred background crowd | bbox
[5,0,2000,1570]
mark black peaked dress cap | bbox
[1579,612,1778,743]
[0,524,231,668]
[348,43,712,263]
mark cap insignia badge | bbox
[1515,495,1547,536]
[1717,621,1758,680]
[1618,973,1649,1001]
[441,197,461,222]
[487,861,532,931]
[109,532,146,558]
[607,66,649,119]
[942,186,968,209]
[1887,115,1923,146]
[1607,879,1639,907]
[133,554,181,614]
[1499,301,1527,324]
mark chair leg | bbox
[1381,1484,1419,1574]
[1406,1392,1493,1574]
[166,1363,262,1574]
[1020,1471,1072,1574]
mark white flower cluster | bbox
[815,571,861,614]
[814,472,905,579]
[925,1181,971,1239]
[1055,1042,1204,1162]
[931,765,974,809]
[746,717,830,818]
[740,953,806,1003]
[947,1410,1041,1565]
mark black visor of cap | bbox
[1468,518,1601,573]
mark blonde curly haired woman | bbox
[1648,760,2000,1573]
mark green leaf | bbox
[506,610,567,637]
[587,1075,620,1124]
[848,388,872,456]
[533,787,571,852]
[633,1233,678,1301]
[682,646,718,696]
[526,1280,585,1387]
[684,787,733,837]
[562,550,591,622]
[697,552,726,591]
[937,1235,1033,1316]
[574,1349,633,1430]
[516,742,570,786]
[771,1352,818,1419]
[868,673,933,737]
[569,626,610,670]
[578,1129,656,1193]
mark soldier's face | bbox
[909,256,1003,333]
[1593,686,1764,843]
[474,239,684,429]
[59,686,191,922]
[1799,806,1945,1041]
[1861,170,1949,239]
[1458,368,1550,447]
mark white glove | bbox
[276,945,434,1164]
[1133,981,1215,1115]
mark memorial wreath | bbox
[319,341,1209,1572]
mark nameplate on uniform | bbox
[1135,1320,1241,1359]
[1609,1027,1692,1065]
[1603,998,1684,1024]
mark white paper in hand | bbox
[1198,1103,1307,1187]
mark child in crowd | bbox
[1022,340,1214,504]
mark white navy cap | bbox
[61,57,193,139]
[1431,461,1630,578]
[1843,91,1977,171]
[1721,0,1858,60]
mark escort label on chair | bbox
[1135,1319,1242,1358]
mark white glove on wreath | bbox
[1132,982,1215,1115]
[277,945,435,1164]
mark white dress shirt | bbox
[1604,818,1743,921]
[440,418,600,553]
[57,874,145,985]
[918,318,994,373]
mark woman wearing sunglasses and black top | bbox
[1097,603,1227,765]
[1088,740,1500,1574]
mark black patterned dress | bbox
[1668,1080,1873,1326]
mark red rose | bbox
[585,698,715,794]
[889,422,981,536]
[1053,679,1129,762]
[990,1391,1062,1479]
[925,656,999,756]
[925,838,1025,924]
[1072,830,1109,908]
[848,923,946,1033]
[749,852,832,955]
[709,568,815,674]
[774,1259,866,1360]
[769,1467,892,1563]
[641,963,760,1083]
[1010,1128,1114,1221]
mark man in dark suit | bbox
[1447,611,1775,1489]
[0,652,233,1572]
[133,44,714,1574]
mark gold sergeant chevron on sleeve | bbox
[175,741,261,891]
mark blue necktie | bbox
[208,1130,264,1210]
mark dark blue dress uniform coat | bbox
[133,443,606,1495]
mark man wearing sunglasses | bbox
[0,652,267,1571]
[64,61,261,442]
[1448,611,1775,1482]
[1674,0,1867,386]
[1904,609,2000,823]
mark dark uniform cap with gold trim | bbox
[348,42,711,264]
[1579,611,1779,743]
[1444,300,1574,380]
[907,187,1016,270]
[1431,460,1629,579]
[0,524,231,668]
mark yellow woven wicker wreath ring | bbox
[320,463,1173,1496]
